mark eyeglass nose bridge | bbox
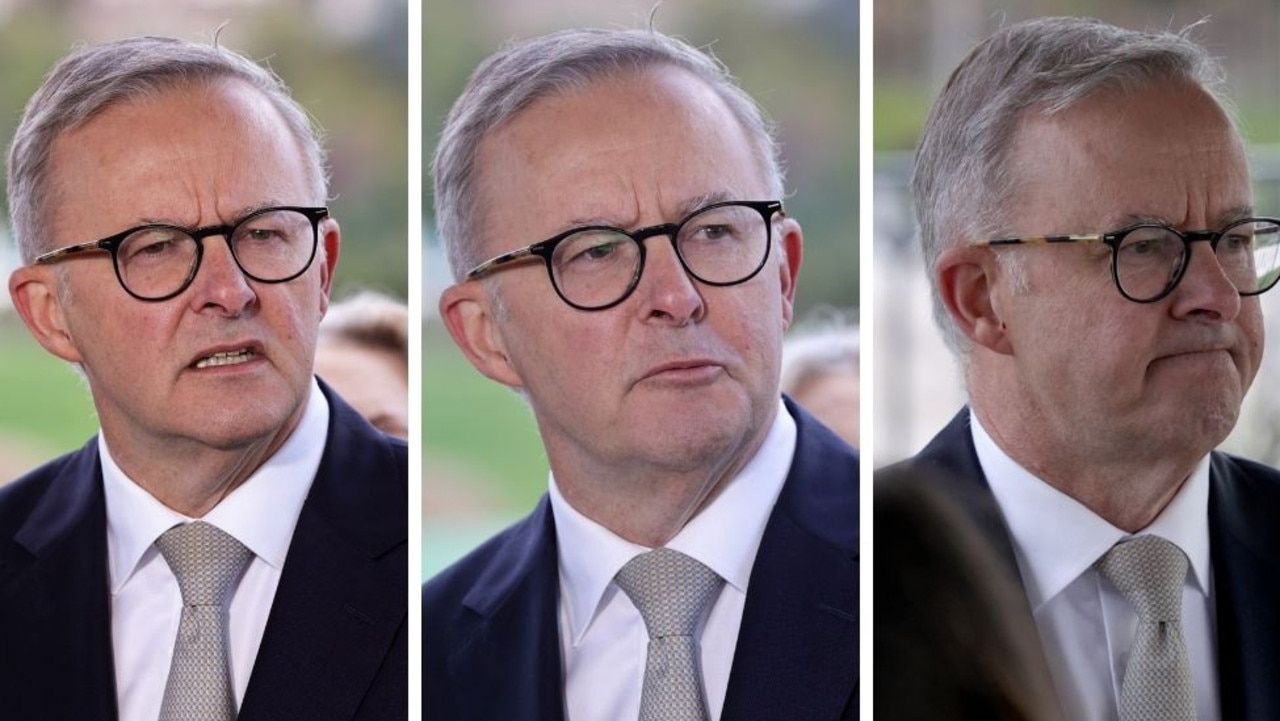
[628,221,705,277]
[179,223,256,290]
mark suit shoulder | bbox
[423,509,541,607]
[0,452,80,532]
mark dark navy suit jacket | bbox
[898,408,1280,721]
[0,382,407,720]
[422,399,859,720]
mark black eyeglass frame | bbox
[464,199,785,311]
[33,205,329,302]
[974,216,1280,303]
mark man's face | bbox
[456,66,801,476]
[990,79,1261,461]
[26,79,337,455]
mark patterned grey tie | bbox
[614,548,724,721]
[1095,535,1196,721]
[155,521,253,721]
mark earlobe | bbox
[439,282,525,388]
[935,246,1013,355]
[8,266,85,363]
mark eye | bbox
[121,228,188,262]
[554,230,633,272]
[1221,232,1252,252]
[695,223,733,240]
[575,240,622,262]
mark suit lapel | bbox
[1209,453,1280,721]
[445,498,566,721]
[238,390,407,721]
[722,401,859,721]
[2,443,118,720]
[910,408,1023,577]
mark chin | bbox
[187,396,306,450]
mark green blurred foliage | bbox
[0,318,97,467]
[421,323,547,513]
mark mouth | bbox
[191,347,258,370]
[639,358,724,384]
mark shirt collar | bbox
[971,412,1211,610]
[103,379,330,593]
[550,398,797,646]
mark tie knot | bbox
[615,548,723,639]
[155,522,252,608]
[1095,535,1187,622]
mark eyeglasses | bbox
[465,200,784,311]
[975,217,1280,303]
[34,206,328,302]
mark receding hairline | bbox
[41,76,318,231]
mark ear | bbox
[317,217,341,315]
[774,217,804,330]
[439,281,525,389]
[934,245,1013,355]
[8,265,85,363]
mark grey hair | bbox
[912,16,1233,359]
[432,27,785,281]
[8,35,328,263]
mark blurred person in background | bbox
[0,37,405,719]
[316,289,409,438]
[892,16,1280,721]
[875,465,1062,721]
[781,309,859,446]
[422,27,858,720]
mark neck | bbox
[970,394,1201,533]
[102,416,302,518]
[549,412,776,547]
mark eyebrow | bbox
[133,201,291,229]
[559,190,740,233]
[1111,205,1257,230]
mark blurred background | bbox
[874,0,1280,464]
[422,0,860,577]
[0,0,408,479]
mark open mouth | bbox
[193,348,257,369]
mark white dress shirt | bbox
[103,380,328,721]
[550,400,797,721]
[971,414,1217,721]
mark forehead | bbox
[46,78,312,236]
[473,66,767,250]
[1006,79,1251,231]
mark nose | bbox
[636,235,705,325]
[187,236,257,316]
[1168,240,1241,322]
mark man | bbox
[0,37,406,719]
[423,28,858,721]
[898,16,1280,721]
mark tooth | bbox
[195,349,255,369]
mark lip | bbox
[1156,344,1233,360]
[638,358,724,385]
[187,340,266,371]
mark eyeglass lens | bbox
[116,208,318,299]
[1114,220,1280,301]
[547,202,770,309]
